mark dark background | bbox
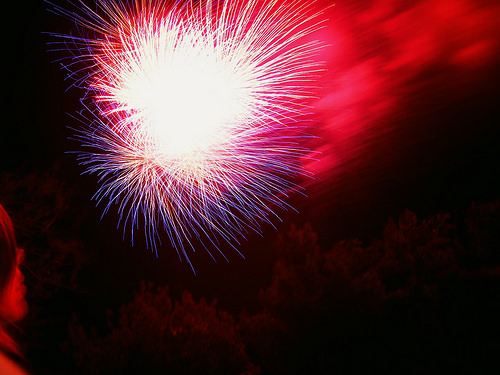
[2,0,500,373]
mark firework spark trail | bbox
[49,0,326,270]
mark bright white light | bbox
[51,0,326,269]
[94,13,256,161]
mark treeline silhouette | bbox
[1,170,500,374]
[66,202,500,374]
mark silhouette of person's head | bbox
[0,204,28,355]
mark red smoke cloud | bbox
[313,0,499,170]
[302,0,500,239]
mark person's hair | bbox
[0,203,20,356]
[0,204,17,295]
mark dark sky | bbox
[2,0,500,313]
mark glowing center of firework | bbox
[141,65,244,157]
[101,25,252,159]
[54,0,325,270]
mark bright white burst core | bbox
[51,0,326,270]
[99,18,252,160]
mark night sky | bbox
[2,0,500,373]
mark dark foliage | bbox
[68,282,259,374]
[63,201,500,374]
[2,168,500,374]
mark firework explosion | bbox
[50,0,326,270]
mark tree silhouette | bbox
[4,164,498,375]
[238,310,289,374]
[68,281,259,374]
